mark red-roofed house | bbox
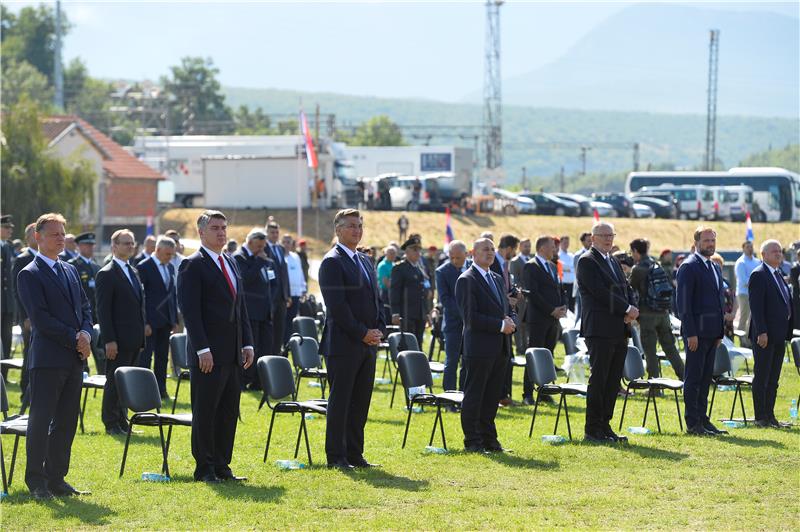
[42,116,163,246]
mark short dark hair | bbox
[535,235,553,252]
[334,209,361,228]
[579,232,591,242]
[694,226,716,242]
[35,213,66,233]
[197,210,226,231]
[630,238,649,256]
[498,234,519,249]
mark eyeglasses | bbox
[341,224,362,230]
[594,233,616,239]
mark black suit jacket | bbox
[319,245,384,359]
[68,255,101,324]
[11,249,35,322]
[435,261,463,333]
[177,248,253,367]
[455,265,511,359]
[232,246,274,322]
[390,259,428,320]
[137,256,177,329]
[790,262,800,329]
[523,256,564,326]
[95,259,146,352]
[748,264,794,343]
[675,253,725,339]
[1,240,15,315]
[576,247,636,339]
[266,242,290,302]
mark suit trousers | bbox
[735,295,752,346]
[585,337,628,434]
[283,296,301,345]
[682,337,717,428]
[460,354,507,448]
[443,330,465,391]
[0,312,13,376]
[639,312,685,380]
[751,339,785,421]
[190,363,241,479]
[20,324,31,404]
[138,325,171,396]
[25,365,82,491]
[514,319,528,358]
[102,347,140,430]
[325,350,376,464]
[245,318,273,389]
[525,318,560,399]
[271,300,287,355]
[402,317,425,350]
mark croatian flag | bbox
[145,214,154,236]
[300,110,318,169]
[445,206,454,244]
[745,211,754,242]
[593,208,600,223]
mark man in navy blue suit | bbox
[676,226,727,436]
[749,239,794,428]
[456,238,516,453]
[435,240,468,392]
[137,236,178,399]
[178,210,254,482]
[16,213,92,500]
[319,209,385,470]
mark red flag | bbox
[445,206,454,244]
[593,208,600,223]
[299,110,318,169]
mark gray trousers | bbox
[639,311,684,380]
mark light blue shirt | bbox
[734,253,761,296]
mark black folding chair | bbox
[257,356,327,466]
[427,310,445,362]
[287,335,327,399]
[169,333,190,414]
[388,332,420,408]
[708,343,753,425]
[396,350,463,450]
[115,367,191,478]
[791,338,800,407]
[526,348,587,440]
[0,375,28,492]
[79,374,106,433]
[292,316,319,343]
[618,346,684,433]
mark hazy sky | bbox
[6,1,798,102]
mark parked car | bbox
[520,193,581,216]
[632,202,656,218]
[492,188,536,215]
[552,193,593,216]
[631,190,680,217]
[590,200,616,217]
[630,196,677,218]
[592,192,635,217]
[636,185,715,220]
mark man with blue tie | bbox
[676,226,727,436]
[435,240,468,392]
[137,236,178,399]
[16,213,92,499]
[266,220,291,354]
[456,238,516,453]
[748,239,794,428]
[96,229,147,435]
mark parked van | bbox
[637,184,715,219]
[718,185,753,221]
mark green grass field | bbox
[2,338,799,530]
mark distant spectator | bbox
[397,213,409,242]
[296,239,310,283]
[734,240,761,345]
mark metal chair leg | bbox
[301,415,312,465]
[428,406,439,446]
[119,423,134,477]
[554,394,564,435]
[293,373,301,401]
[563,397,572,440]
[390,370,400,408]
[738,384,748,425]
[1,438,7,494]
[708,383,717,417]
[529,389,542,437]
[172,377,182,415]
[652,393,661,433]
[401,400,415,448]
[80,387,89,433]
[438,404,448,450]
[157,421,170,478]
[8,435,20,486]
[642,390,651,427]
[729,386,739,422]
[618,386,631,430]
[674,390,684,431]
[294,415,304,459]
[264,409,277,462]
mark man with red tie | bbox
[178,210,254,482]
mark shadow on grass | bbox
[368,417,406,427]
[209,482,287,503]
[714,433,787,449]
[350,468,430,492]
[607,442,690,461]
[484,452,560,470]
[3,494,117,525]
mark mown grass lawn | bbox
[2,341,799,530]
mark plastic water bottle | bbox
[432,373,442,380]
[276,459,306,470]
[790,399,798,421]
[541,434,566,444]
[408,385,427,400]
[722,420,744,429]
[374,377,391,385]
[628,426,652,435]
[308,381,321,388]
[304,413,315,420]
[82,371,89,381]
[141,472,170,482]
[718,385,734,392]
[424,446,448,454]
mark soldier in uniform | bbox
[1,215,16,378]
[11,222,38,403]
[390,234,431,348]
[68,232,105,374]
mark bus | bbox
[625,167,800,222]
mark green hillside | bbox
[223,86,799,187]
[739,144,800,173]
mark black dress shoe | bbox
[484,443,513,453]
[196,473,221,483]
[327,459,354,470]
[522,397,536,406]
[769,418,792,428]
[702,421,727,434]
[753,419,771,428]
[463,444,488,453]
[583,432,613,443]
[603,427,628,443]
[30,487,54,501]
[686,424,713,436]
[216,470,247,481]
[49,482,90,496]
[105,425,126,435]
[349,457,380,468]
[539,395,555,405]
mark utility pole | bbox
[704,29,720,171]
[559,166,565,192]
[579,146,592,176]
[521,166,527,190]
[483,0,504,172]
[53,0,64,109]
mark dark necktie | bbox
[354,254,370,285]
[485,272,502,306]
[502,260,510,290]
[126,264,141,298]
[774,269,790,311]
[54,262,70,293]
[606,257,619,282]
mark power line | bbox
[704,29,720,171]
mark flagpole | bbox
[297,104,304,240]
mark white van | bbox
[718,185,753,221]
[638,184,715,220]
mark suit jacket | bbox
[748,264,794,343]
[232,246,274,322]
[390,259,428,320]
[577,247,636,339]
[266,242,290,303]
[791,262,800,329]
[1,240,14,315]
[675,253,725,340]
[96,259,147,352]
[177,248,253,367]
[137,256,177,329]
[523,256,564,327]
[16,256,93,369]
[68,255,101,324]
[456,265,511,359]
[319,245,385,359]
[11,248,35,322]
[58,249,77,262]
[435,261,463,333]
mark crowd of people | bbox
[1,209,799,499]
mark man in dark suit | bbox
[319,209,385,469]
[456,238,516,452]
[96,229,147,435]
[436,240,468,392]
[676,226,727,436]
[57,233,78,262]
[132,235,156,265]
[178,210,254,482]
[137,236,178,399]
[233,229,275,390]
[749,239,794,428]
[490,234,519,406]
[390,235,430,348]
[68,232,104,375]
[11,222,37,402]
[1,214,15,371]
[577,222,639,443]
[509,238,531,358]
[265,220,290,354]
[522,235,568,404]
[16,213,92,499]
